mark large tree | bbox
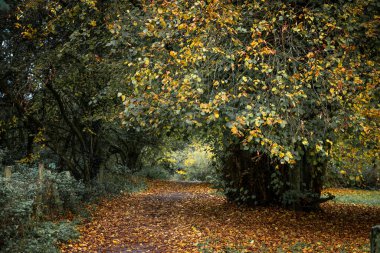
[118,0,379,209]
[0,0,153,181]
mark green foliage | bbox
[1,0,378,210]
[182,148,218,182]
[0,164,83,251]
[2,221,78,253]
[137,135,220,182]
[43,168,85,213]
[0,0,153,181]
[85,174,146,201]
[216,180,257,205]
[115,0,379,207]
[162,140,219,182]
[134,166,170,180]
[0,0,9,11]
[325,158,379,189]
[0,162,146,251]
[0,176,35,245]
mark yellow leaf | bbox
[169,51,177,57]
[250,40,259,48]
[306,52,315,58]
[214,110,220,119]
[231,126,239,136]
[178,23,187,30]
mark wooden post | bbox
[35,163,45,220]
[38,163,44,182]
[4,165,12,179]
[4,165,12,187]
[52,184,63,214]
[371,225,380,253]
[98,167,104,184]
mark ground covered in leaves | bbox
[61,181,380,252]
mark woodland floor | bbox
[60,181,380,253]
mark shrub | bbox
[0,162,147,251]
[160,140,219,182]
[325,159,380,189]
[41,169,85,215]
[0,164,83,251]
[134,166,170,180]
[2,221,78,253]
[83,171,146,201]
[0,175,36,247]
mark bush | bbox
[42,169,85,215]
[134,166,170,180]
[2,221,78,253]
[83,171,146,201]
[0,175,36,247]
[325,159,380,189]
[0,164,83,251]
[161,141,219,182]
[0,162,148,251]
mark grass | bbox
[324,188,380,206]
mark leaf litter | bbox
[60,181,380,252]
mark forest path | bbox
[61,181,380,253]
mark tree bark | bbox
[222,146,330,210]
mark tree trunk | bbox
[222,145,275,205]
[222,146,329,210]
[371,225,380,253]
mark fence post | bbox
[371,225,380,253]
[50,170,63,214]
[98,167,104,184]
[4,165,12,186]
[35,163,45,219]
[38,163,44,182]
[4,165,12,178]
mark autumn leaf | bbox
[60,181,380,253]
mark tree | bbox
[119,0,379,209]
[0,0,153,181]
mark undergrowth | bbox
[0,163,145,253]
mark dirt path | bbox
[61,181,380,252]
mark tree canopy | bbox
[0,0,379,208]
[117,0,379,207]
